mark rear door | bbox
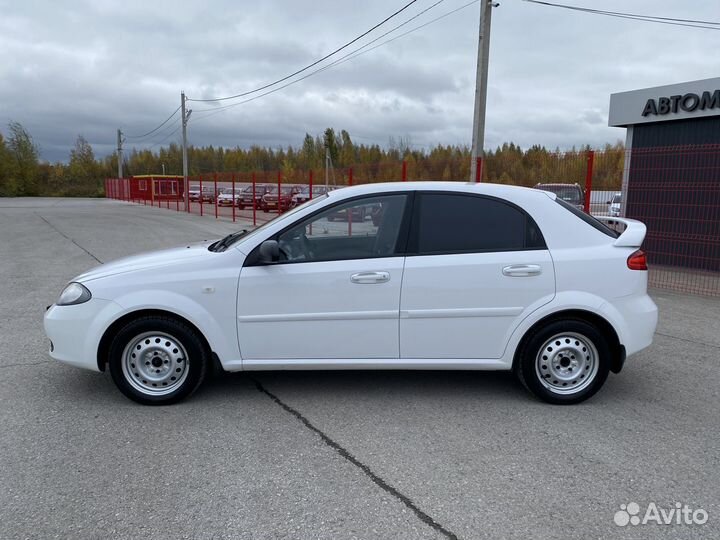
[400,192,555,359]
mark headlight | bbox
[56,282,92,306]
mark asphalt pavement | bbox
[0,198,718,540]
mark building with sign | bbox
[608,77,720,276]
[609,77,720,149]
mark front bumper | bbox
[44,298,125,371]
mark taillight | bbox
[627,249,647,270]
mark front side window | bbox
[276,194,409,263]
[412,193,545,254]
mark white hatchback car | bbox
[44,182,657,405]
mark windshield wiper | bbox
[209,229,248,252]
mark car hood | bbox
[74,242,214,282]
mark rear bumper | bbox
[601,293,658,358]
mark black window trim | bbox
[244,191,415,267]
[405,191,548,256]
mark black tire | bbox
[108,316,209,405]
[515,319,610,405]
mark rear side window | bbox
[412,193,546,254]
[554,198,619,238]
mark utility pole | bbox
[325,147,329,188]
[181,91,191,210]
[116,129,123,179]
[324,146,336,187]
[470,0,497,183]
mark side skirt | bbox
[221,358,511,372]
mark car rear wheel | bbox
[516,319,610,404]
[108,316,208,405]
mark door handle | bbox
[502,264,542,277]
[350,271,390,284]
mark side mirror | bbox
[258,240,280,264]
[606,200,611,205]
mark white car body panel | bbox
[44,181,657,379]
[399,250,555,359]
[237,257,404,360]
[45,299,124,371]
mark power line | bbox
[523,0,720,25]
[125,105,182,139]
[190,0,478,124]
[328,0,478,72]
[125,117,181,152]
[522,0,720,31]
[187,0,420,103]
[192,0,449,115]
[148,123,183,150]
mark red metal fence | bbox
[105,145,720,297]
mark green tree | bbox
[323,128,339,165]
[67,135,102,196]
[338,130,355,168]
[0,132,15,196]
[7,122,39,195]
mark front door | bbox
[237,193,411,361]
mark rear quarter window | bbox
[411,193,546,254]
[555,198,619,238]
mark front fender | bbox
[109,290,240,368]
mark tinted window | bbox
[414,193,545,254]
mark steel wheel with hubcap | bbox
[121,331,190,396]
[516,319,610,404]
[109,316,208,405]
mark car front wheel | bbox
[108,316,208,405]
[516,319,610,404]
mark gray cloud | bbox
[0,0,717,162]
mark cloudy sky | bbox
[1,0,717,162]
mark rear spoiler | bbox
[595,216,646,247]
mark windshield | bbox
[266,186,294,194]
[222,195,327,249]
[611,194,621,204]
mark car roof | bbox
[326,181,557,201]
